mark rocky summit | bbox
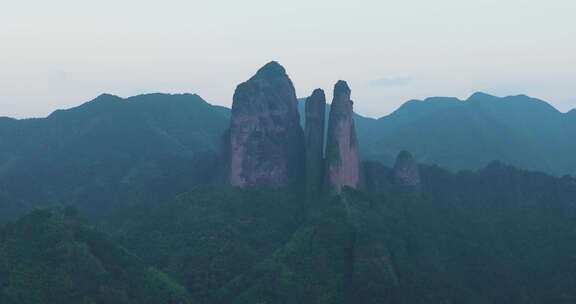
[305,89,327,195]
[227,61,305,188]
[393,150,421,188]
[226,63,361,194]
[325,80,360,193]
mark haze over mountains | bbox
[1,71,575,220]
[355,92,576,175]
[0,93,230,219]
[2,61,576,304]
[1,74,574,213]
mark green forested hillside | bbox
[0,92,575,221]
[0,208,191,304]
[2,162,576,303]
[1,92,576,303]
[33,161,570,304]
[303,92,576,175]
[358,92,576,175]
[0,93,230,221]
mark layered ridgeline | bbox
[2,62,576,303]
[1,64,576,219]
[84,161,576,304]
[4,161,576,303]
[0,93,230,220]
[356,92,576,175]
[299,92,576,176]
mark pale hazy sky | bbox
[1,0,575,118]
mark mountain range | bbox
[2,62,576,304]
[0,87,574,219]
[354,92,576,175]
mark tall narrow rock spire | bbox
[325,80,360,193]
[227,61,305,188]
[305,89,326,195]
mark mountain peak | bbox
[94,93,122,101]
[334,80,351,96]
[253,61,287,79]
[228,61,304,188]
[326,80,359,193]
[467,92,497,102]
[84,93,123,107]
[423,96,461,103]
[305,88,327,196]
[125,93,206,104]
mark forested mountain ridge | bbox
[0,93,230,221]
[1,60,576,303]
[0,208,191,304]
[3,161,575,303]
[1,89,575,220]
[307,91,576,175]
[359,92,576,175]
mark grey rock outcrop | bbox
[325,81,360,193]
[393,150,421,188]
[305,89,326,195]
[228,61,305,188]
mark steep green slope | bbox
[0,93,230,220]
[0,208,191,304]
[99,161,576,304]
[2,161,576,303]
[112,187,304,303]
[362,93,576,175]
[231,164,576,303]
[300,92,576,175]
[1,91,575,224]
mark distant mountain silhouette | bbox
[356,92,576,175]
[0,93,229,220]
[299,92,576,175]
[2,90,576,303]
[1,91,575,220]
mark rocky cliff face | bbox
[228,61,305,188]
[393,150,420,188]
[305,89,326,195]
[325,81,360,193]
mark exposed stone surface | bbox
[393,150,421,188]
[325,81,360,193]
[305,89,326,195]
[228,61,305,188]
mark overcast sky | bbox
[1,0,575,118]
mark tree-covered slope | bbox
[97,162,576,304]
[0,93,230,220]
[1,91,575,222]
[360,92,576,175]
[300,92,576,175]
[112,187,304,303]
[0,208,191,304]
